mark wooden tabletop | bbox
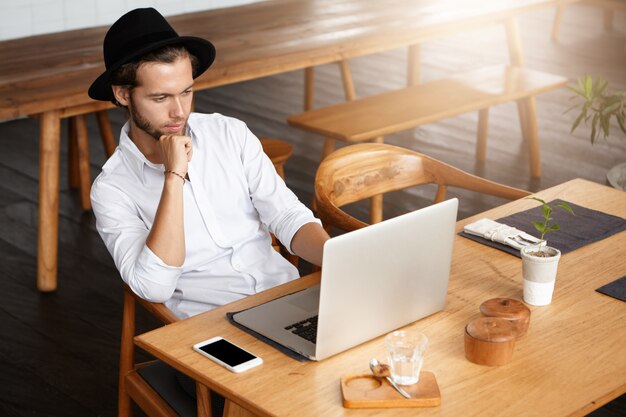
[135,178,626,417]
[0,0,565,120]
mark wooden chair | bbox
[118,137,296,417]
[119,284,207,417]
[314,143,531,232]
[119,285,260,417]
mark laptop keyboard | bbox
[284,315,318,343]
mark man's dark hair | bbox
[108,45,200,106]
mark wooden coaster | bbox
[341,372,441,408]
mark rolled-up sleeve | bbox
[91,180,182,302]
[240,127,321,254]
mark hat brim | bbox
[88,36,216,101]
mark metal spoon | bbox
[369,358,411,399]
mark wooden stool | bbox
[259,137,293,179]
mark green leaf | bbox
[556,202,575,215]
[600,113,610,138]
[526,197,547,205]
[547,224,560,232]
[583,74,593,99]
[565,104,579,116]
[541,204,552,219]
[567,84,585,97]
[571,109,586,133]
[617,114,626,136]
[594,77,608,96]
[531,221,546,233]
[602,101,621,115]
[591,113,599,144]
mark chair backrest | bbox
[314,143,530,232]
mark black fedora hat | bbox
[88,7,216,101]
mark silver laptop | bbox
[232,198,458,360]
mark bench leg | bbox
[321,137,336,162]
[68,115,92,210]
[505,17,525,66]
[516,97,541,178]
[38,110,61,292]
[551,5,564,42]
[312,60,357,212]
[338,59,357,101]
[407,44,420,86]
[306,59,356,111]
[74,114,92,210]
[68,117,79,189]
[476,108,490,163]
[96,110,117,157]
[304,67,315,110]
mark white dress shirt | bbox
[91,112,320,318]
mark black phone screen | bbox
[198,339,256,367]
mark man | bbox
[89,8,329,319]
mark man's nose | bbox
[170,97,185,117]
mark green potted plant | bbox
[569,74,626,190]
[521,198,574,306]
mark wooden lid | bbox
[480,298,530,321]
[465,317,516,343]
[480,298,531,338]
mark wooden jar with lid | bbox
[480,298,531,339]
[464,317,516,366]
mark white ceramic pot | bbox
[606,161,626,191]
[520,245,561,306]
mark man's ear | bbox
[111,85,130,106]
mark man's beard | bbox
[128,98,186,141]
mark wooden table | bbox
[135,178,626,417]
[0,0,566,292]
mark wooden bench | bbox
[288,65,568,178]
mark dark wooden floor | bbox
[0,4,625,416]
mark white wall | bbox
[0,0,260,41]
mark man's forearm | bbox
[146,174,186,266]
[290,222,330,267]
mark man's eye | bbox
[182,89,192,96]
[153,96,166,102]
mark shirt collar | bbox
[118,117,198,184]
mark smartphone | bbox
[193,336,262,373]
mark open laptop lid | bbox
[314,198,458,360]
